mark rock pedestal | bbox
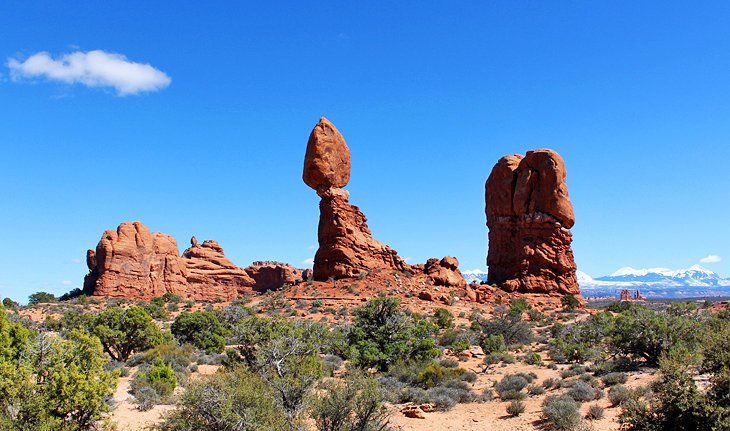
[485,149,579,295]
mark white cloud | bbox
[8,50,171,95]
[61,280,73,285]
[302,258,314,266]
[700,255,722,264]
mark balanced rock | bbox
[303,117,351,192]
[304,118,408,280]
[182,238,256,300]
[485,149,579,295]
[83,221,189,299]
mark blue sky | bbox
[1,1,729,302]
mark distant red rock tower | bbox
[485,149,580,295]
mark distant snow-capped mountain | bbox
[462,269,488,284]
[596,264,729,287]
[581,265,730,298]
[465,266,730,298]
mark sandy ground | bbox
[110,373,173,431]
[388,354,657,431]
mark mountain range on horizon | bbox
[462,265,730,299]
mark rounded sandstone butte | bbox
[83,221,189,299]
[485,148,579,296]
[303,117,351,191]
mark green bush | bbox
[480,334,506,354]
[1,298,18,309]
[93,306,163,362]
[146,358,177,397]
[171,311,226,354]
[347,298,439,371]
[0,308,118,431]
[28,291,57,305]
[542,395,581,431]
[416,362,465,388]
[155,367,287,431]
[311,371,390,431]
[509,298,529,316]
[561,294,580,310]
[476,305,533,346]
[433,308,455,329]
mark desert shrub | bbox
[525,351,543,365]
[1,297,18,309]
[439,358,459,368]
[480,334,506,354]
[0,313,119,431]
[561,294,580,310]
[93,306,163,362]
[601,372,628,386]
[476,305,533,346]
[608,384,631,406]
[619,352,729,431]
[416,362,465,388]
[543,378,560,389]
[147,359,177,397]
[347,297,439,371]
[586,404,604,420]
[433,308,455,329]
[567,380,599,402]
[549,313,612,364]
[135,386,160,411]
[228,316,326,428]
[610,306,701,365]
[155,367,287,431]
[528,384,545,396]
[27,291,57,305]
[129,343,193,372]
[485,352,515,365]
[311,370,390,431]
[323,354,344,375]
[560,365,587,379]
[542,395,581,431]
[425,385,474,410]
[509,298,529,316]
[496,375,529,399]
[460,370,478,383]
[507,399,526,417]
[216,304,254,331]
[171,311,226,354]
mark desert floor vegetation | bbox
[3,291,730,431]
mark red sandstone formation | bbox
[244,261,305,292]
[303,117,466,288]
[84,222,304,300]
[181,238,255,300]
[485,149,579,295]
[83,222,189,299]
[423,256,468,288]
[304,117,409,279]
